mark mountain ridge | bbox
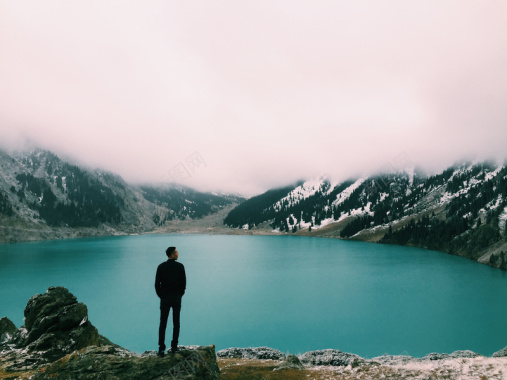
[2,147,507,271]
[0,148,243,243]
[223,160,507,270]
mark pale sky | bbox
[1,1,507,195]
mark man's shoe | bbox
[157,350,165,358]
[170,346,179,353]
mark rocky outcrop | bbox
[299,349,366,367]
[371,350,482,366]
[1,287,103,370]
[216,346,286,360]
[31,345,220,380]
[0,317,17,345]
[299,348,484,368]
[421,350,481,361]
[492,346,507,357]
[0,287,220,379]
[274,354,304,371]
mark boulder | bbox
[421,350,481,361]
[0,317,17,345]
[274,354,305,371]
[299,349,366,367]
[492,346,507,357]
[216,346,286,360]
[9,287,100,363]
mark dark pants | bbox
[158,295,181,351]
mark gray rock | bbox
[274,354,305,371]
[370,354,415,365]
[31,344,220,380]
[422,350,481,361]
[8,286,100,364]
[0,317,17,345]
[216,346,286,360]
[299,349,366,367]
[492,346,507,357]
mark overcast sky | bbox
[1,1,506,195]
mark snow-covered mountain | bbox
[0,148,243,242]
[2,147,506,271]
[224,160,507,270]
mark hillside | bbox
[0,148,243,243]
[3,148,507,271]
[223,161,507,270]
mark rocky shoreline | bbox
[216,346,507,379]
[2,287,507,379]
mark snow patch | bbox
[485,166,501,181]
[332,178,365,206]
[274,178,328,211]
[316,217,337,228]
[326,178,342,195]
[406,167,415,186]
[499,206,507,235]
[286,214,296,226]
[379,192,389,202]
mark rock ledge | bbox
[0,287,219,379]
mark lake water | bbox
[1,234,506,358]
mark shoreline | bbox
[217,355,507,379]
[4,213,504,273]
[215,345,507,362]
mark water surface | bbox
[1,234,506,358]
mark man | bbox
[155,246,186,356]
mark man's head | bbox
[166,246,179,260]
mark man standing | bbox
[155,246,186,356]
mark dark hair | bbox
[166,247,176,257]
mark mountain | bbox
[3,148,507,271]
[224,161,507,270]
[0,148,244,242]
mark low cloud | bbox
[1,1,506,195]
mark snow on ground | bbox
[332,178,365,207]
[316,217,337,229]
[338,203,373,221]
[499,206,507,235]
[274,178,328,211]
[481,194,504,214]
[486,166,502,181]
[305,203,374,232]
[438,165,500,206]
[439,190,455,205]
[307,356,507,379]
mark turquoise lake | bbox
[1,234,506,358]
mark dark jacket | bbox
[155,259,186,299]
